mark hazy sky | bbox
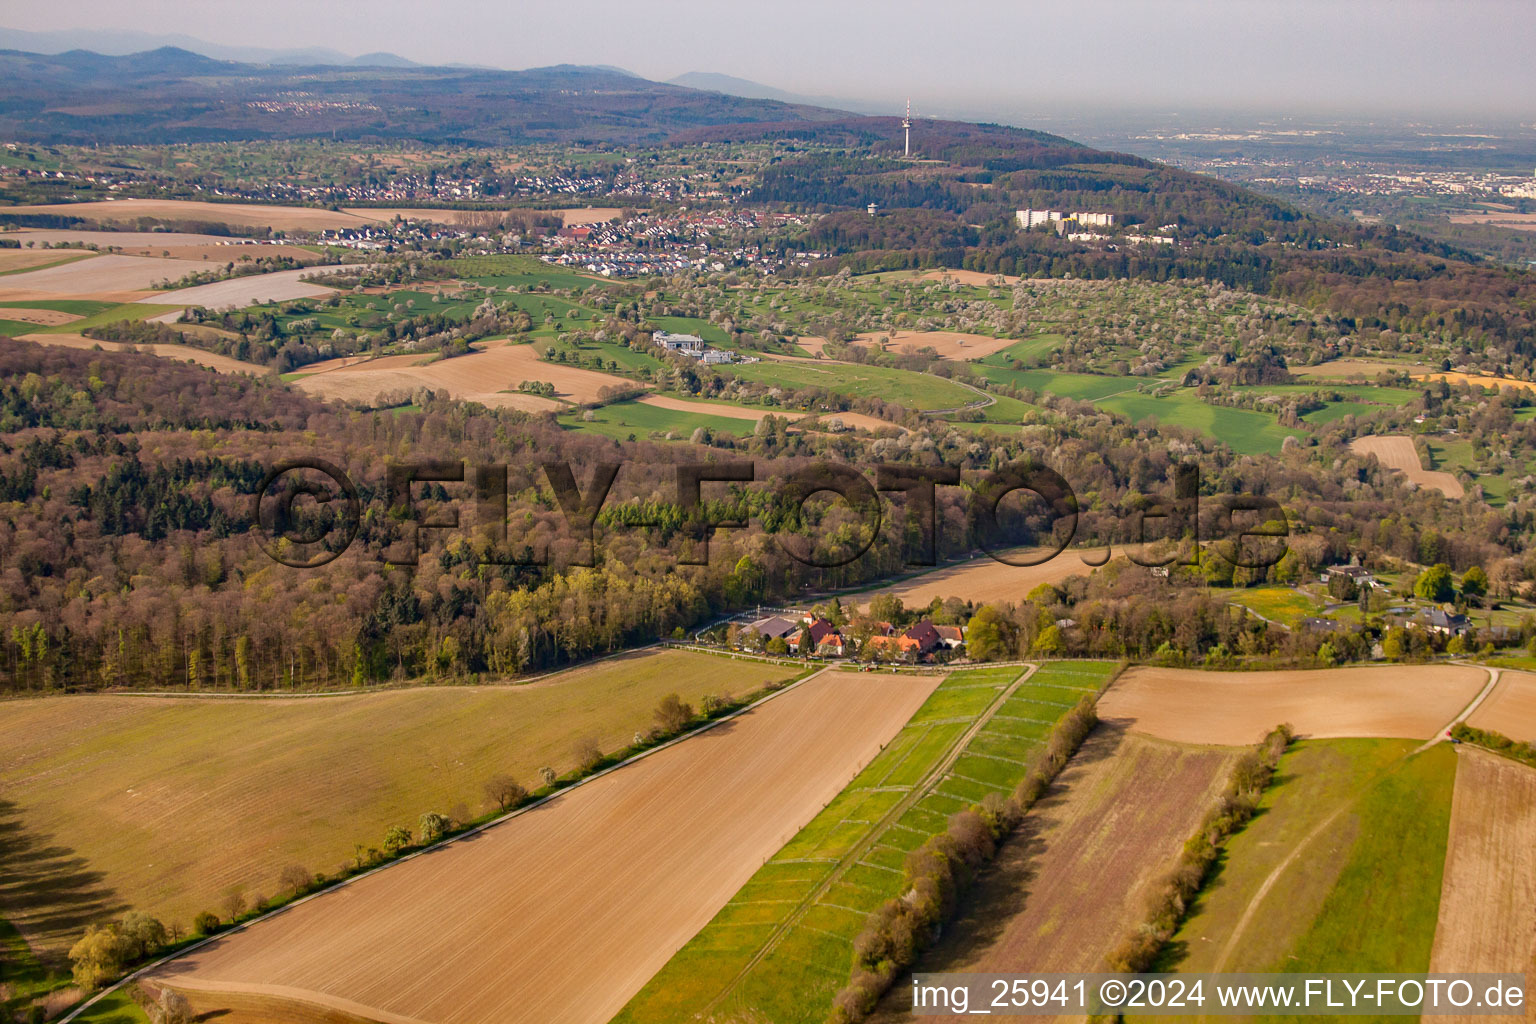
[5,0,1533,117]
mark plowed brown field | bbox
[0,253,210,293]
[1350,434,1464,497]
[853,548,1094,611]
[151,670,942,1024]
[1428,747,1536,1018]
[18,334,267,374]
[1466,670,1536,741]
[1100,665,1488,744]
[1,199,380,231]
[871,728,1235,1023]
[293,339,632,411]
[851,330,1017,361]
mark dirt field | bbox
[149,669,941,1024]
[1291,359,1423,380]
[631,396,904,434]
[1414,371,1536,395]
[852,548,1094,611]
[802,411,907,433]
[1100,664,1489,744]
[0,307,80,326]
[1429,747,1536,996]
[0,649,799,954]
[1450,211,1536,232]
[871,728,1235,1022]
[294,339,632,410]
[634,393,772,423]
[851,329,1018,361]
[8,230,320,262]
[1350,434,1465,498]
[0,252,210,294]
[0,248,94,274]
[1466,670,1536,742]
[141,266,350,308]
[18,333,268,374]
[915,268,1018,286]
[1,199,382,232]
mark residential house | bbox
[1321,565,1375,586]
[1414,607,1471,636]
[934,625,965,649]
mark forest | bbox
[0,334,1522,695]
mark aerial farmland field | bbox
[147,668,941,1024]
[614,662,1116,1024]
[870,727,1238,1023]
[0,649,798,955]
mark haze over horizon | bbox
[2,0,1532,121]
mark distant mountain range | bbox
[0,46,855,145]
[0,27,418,68]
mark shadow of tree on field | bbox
[0,799,126,960]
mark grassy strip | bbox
[1103,724,1294,975]
[1450,722,1536,768]
[828,694,1100,1023]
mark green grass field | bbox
[0,650,800,956]
[1224,585,1327,627]
[613,662,1116,1024]
[559,398,752,441]
[730,359,979,411]
[1278,744,1456,975]
[1151,739,1455,990]
[27,303,184,335]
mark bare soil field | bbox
[849,329,1017,361]
[139,266,350,308]
[2,199,381,232]
[631,396,904,434]
[294,339,631,410]
[1450,211,1536,232]
[0,248,93,274]
[634,393,772,422]
[1429,747,1536,996]
[801,410,908,434]
[1466,670,1536,741]
[871,727,1235,1023]
[0,649,798,954]
[915,268,1018,286]
[1414,370,1536,395]
[852,548,1093,611]
[0,307,80,326]
[1350,434,1465,498]
[0,252,209,294]
[8,230,320,262]
[149,669,942,1024]
[18,333,268,374]
[1100,664,1489,744]
[1291,359,1423,380]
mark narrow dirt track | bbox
[150,670,942,1024]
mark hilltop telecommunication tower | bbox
[902,99,912,158]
